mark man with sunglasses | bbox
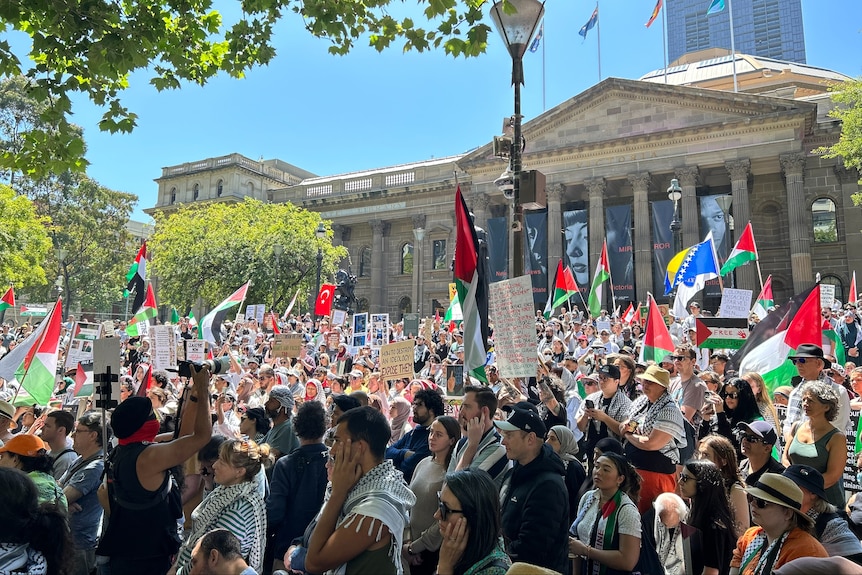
[781,344,850,437]
[668,346,707,428]
[737,421,785,487]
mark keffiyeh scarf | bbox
[0,543,47,575]
[738,529,789,575]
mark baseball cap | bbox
[0,434,47,457]
[599,364,621,379]
[349,370,364,379]
[783,464,829,502]
[736,420,778,445]
[494,404,546,437]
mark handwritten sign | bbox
[718,288,753,319]
[489,275,537,378]
[272,334,303,359]
[821,283,836,310]
[149,325,178,371]
[331,309,347,327]
[379,339,414,380]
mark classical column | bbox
[369,219,388,311]
[471,192,490,234]
[586,178,607,274]
[331,224,350,270]
[780,153,812,293]
[836,163,862,297]
[675,167,700,247]
[725,159,755,290]
[628,173,652,304]
[546,183,564,294]
[411,215,426,316]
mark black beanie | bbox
[111,396,153,439]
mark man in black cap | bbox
[97,364,213,575]
[737,420,785,487]
[496,403,569,574]
[782,344,850,436]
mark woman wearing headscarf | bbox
[389,396,413,446]
[546,425,586,523]
[304,378,325,404]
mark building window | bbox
[433,240,447,270]
[170,187,176,204]
[217,180,223,197]
[399,296,412,318]
[820,275,844,305]
[193,183,200,201]
[357,298,369,313]
[359,247,371,277]
[401,243,414,275]
[812,198,837,243]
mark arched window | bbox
[812,198,837,243]
[170,187,176,204]
[357,298,369,313]
[821,275,845,305]
[359,247,372,277]
[247,181,255,195]
[217,180,224,197]
[401,243,414,275]
[193,183,200,201]
[399,296,412,318]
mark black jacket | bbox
[500,443,569,574]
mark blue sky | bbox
[57,0,862,221]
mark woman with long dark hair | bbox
[435,469,511,575]
[0,467,73,575]
[697,434,750,536]
[678,459,737,575]
[711,377,764,458]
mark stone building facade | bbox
[147,60,860,318]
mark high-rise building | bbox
[667,0,806,64]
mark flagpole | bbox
[541,22,546,112]
[596,1,602,82]
[661,0,668,84]
[11,298,61,407]
[222,281,252,354]
[728,0,738,92]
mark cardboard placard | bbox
[718,288,753,319]
[489,276,539,378]
[331,309,347,327]
[149,325,178,371]
[378,339,414,380]
[272,333,303,359]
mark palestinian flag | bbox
[851,271,858,305]
[282,288,301,320]
[587,241,611,317]
[639,293,675,365]
[170,307,180,324]
[444,282,462,323]
[735,285,823,392]
[720,221,758,276]
[73,362,94,398]
[188,310,198,327]
[126,284,158,337]
[751,275,774,321]
[622,303,635,325]
[544,261,579,319]
[0,285,14,313]
[15,299,63,406]
[454,187,488,383]
[125,242,148,313]
[201,282,250,345]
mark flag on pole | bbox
[720,221,758,276]
[639,294,675,365]
[544,261,580,319]
[170,307,180,324]
[188,310,197,327]
[201,282,250,345]
[282,288,301,320]
[124,242,148,312]
[645,0,663,27]
[850,271,858,305]
[14,299,63,406]
[579,6,598,39]
[314,284,336,317]
[752,275,774,321]
[125,284,158,337]
[454,186,489,383]
[623,303,635,325]
[0,286,14,312]
[665,233,721,295]
[707,0,725,15]
[587,241,611,317]
[631,305,642,327]
[529,22,544,53]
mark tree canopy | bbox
[0,0,490,178]
[817,77,862,193]
[150,198,348,312]
[0,184,52,288]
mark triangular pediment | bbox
[459,77,815,168]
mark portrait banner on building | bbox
[700,195,731,298]
[523,209,548,309]
[651,200,675,297]
[486,216,509,283]
[605,205,634,303]
[562,209,589,301]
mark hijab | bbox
[551,425,579,464]
[389,396,412,445]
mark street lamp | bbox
[56,247,67,319]
[272,244,283,311]
[313,222,327,323]
[490,0,545,280]
[667,178,683,255]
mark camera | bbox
[176,356,231,378]
[494,167,515,200]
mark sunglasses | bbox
[671,355,688,361]
[742,435,765,444]
[437,493,464,521]
[747,495,773,509]
[724,392,739,399]
[678,472,693,484]
[790,357,814,364]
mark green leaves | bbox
[0,0,493,178]
[0,184,51,288]
[817,78,862,179]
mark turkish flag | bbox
[315,284,336,317]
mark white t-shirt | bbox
[574,489,641,542]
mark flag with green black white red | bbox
[639,293,675,365]
[125,242,148,312]
[544,261,579,319]
[719,221,758,276]
[0,285,14,313]
[126,284,158,337]
[587,241,611,317]
[752,275,774,321]
[14,299,63,406]
[454,187,488,383]
[201,282,250,345]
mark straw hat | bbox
[636,364,670,388]
[744,473,813,528]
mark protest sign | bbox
[379,339,414,380]
[489,275,539,378]
[272,334,303,359]
[185,340,206,363]
[718,288,753,319]
[370,313,390,348]
[445,364,465,396]
[821,283,836,309]
[403,313,420,338]
[351,313,368,347]
[64,322,101,370]
[331,309,347,327]
[148,325,178,371]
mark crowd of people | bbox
[1,299,862,575]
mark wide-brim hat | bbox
[793,344,824,360]
[783,465,830,503]
[636,365,670,388]
[745,473,813,528]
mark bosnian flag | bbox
[0,299,63,406]
[201,282,250,345]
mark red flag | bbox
[73,362,87,396]
[0,285,15,312]
[632,305,642,326]
[271,314,281,334]
[640,294,675,365]
[851,271,858,305]
[783,284,822,350]
[622,303,635,325]
[315,284,336,317]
